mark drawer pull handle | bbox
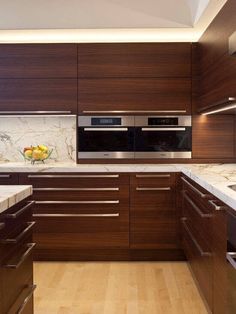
[16,284,37,314]
[84,128,128,131]
[33,213,119,218]
[135,174,171,178]
[35,200,119,204]
[136,187,171,191]
[4,201,35,219]
[1,221,35,244]
[4,243,36,269]
[183,192,212,218]
[182,220,211,257]
[227,252,236,269]
[141,127,186,131]
[27,174,119,178]
[0,222,5,230]
[33,188,119,191]
[181,177,210,199]
[208,199,227,211]
[0,174,11,178]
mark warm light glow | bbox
[202,104,236,115]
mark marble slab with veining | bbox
[0,185,32,214]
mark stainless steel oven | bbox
[134,116,192,158]
[78,116,135,159]
[227,210,236,313]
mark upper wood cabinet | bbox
[0,79,77,114]
[77,43,191,78]
[0,44,77,78]
[78,78,191,114]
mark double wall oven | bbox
[78,115,192,159]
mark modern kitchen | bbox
[0,0,236,313]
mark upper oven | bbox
[78,116,135,159]
[134,116,192,158]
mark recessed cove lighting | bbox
[202,103,236,115]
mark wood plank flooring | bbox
[34,262,207,314]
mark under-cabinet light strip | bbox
[201,103,236,115]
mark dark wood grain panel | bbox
[192,115,235,158]
[0,173,18,184]
[199,0,236,72]
[0,79,77,113]
[0,44,77,78]
[78,78,191,114]
[78,43,191,78]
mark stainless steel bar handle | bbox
[82,110,187,114]
[0,222,5,230]
[208,199,227,211]
[4,243,36,269]
[33,188,119,191]
[0,111,72,114]
[1,221,35,244]
[181,177,210,199]
[182,220,211,257]
[136,174,171,178]
[142,127,186,131]
[0,174,11,178]
[227,252,236,269]
[35,200,119,204]
[84,128,128,131]
[183,192,212,218]
[4,201,35,219]
[33,213,119,218]
[28,174,119,178]
[136,187,171,191]
[17,285,37,314]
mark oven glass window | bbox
[78,128,134,152]
[135,127,192,152]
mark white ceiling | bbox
[0,0,227,42]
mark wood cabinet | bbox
[0,44,77,79]
[19,173,130,260]
[0,173,18,185]
[180,175,228,313]
[130,173,180,250]
[78,43,191,78]
[0,78,77,114]
[0,199,35,314]
[78,78,191,114]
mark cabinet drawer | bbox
[19,173,129,187]
[182,191,212,250]
[0,173,18,184]
[131,173,175,188]
[182,219,213,310]
[1,236,35,313]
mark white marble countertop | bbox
[1,162,236,211]
[0,185,32,214]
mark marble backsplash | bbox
[0,116,76,162]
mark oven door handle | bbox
[141,127,186,131]
[227,252,236,269]
[83,128,128,131]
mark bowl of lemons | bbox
[20,145,53,164]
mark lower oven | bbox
[227,210,236,313]
[78,116,135,159]
[134,116,192,158]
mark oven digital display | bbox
[148,118,178,125]
[91,118,121,125]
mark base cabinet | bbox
[0,199,35,314]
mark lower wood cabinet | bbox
[130,173,180,250]
[0,199,35,314]
[181,174,228,314]
[0,173,18,185]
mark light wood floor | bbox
[34,262,207,314]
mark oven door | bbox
[78,127,135,159]
[134,127,192,158]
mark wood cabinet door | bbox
[78,78,191,114]
[0,44,77,78]
[130,173,179,249]
[0,79,77,114]
[78,43,191,78]
[0,173,18,184]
